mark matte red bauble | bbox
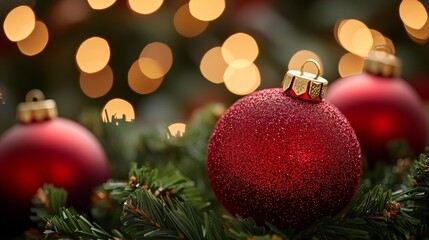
[0,90,110,235]
[207,60,362,229]
[326,50,428,164]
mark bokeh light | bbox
[17,21,49,56]
[337,19,373,56]
[3,5,36,42]
[102,98,135,123]
[128,0,163,15]
[222,33,259,68]
[404,18,429,43]
[338,53,364,77]
[128,60,163,94]
[400,0,428,30]
[87,0,116,10]
[200,47,229,84]
[369,30,385,45]
[76,36,110,74]
[174,3,208,37]
[139,42,173,78]
[138,57,165,79]
[167,123,186,138]
[288,50,323,76]
[224,61,260,95]
[80,65,113,98]
[189,0,225,21]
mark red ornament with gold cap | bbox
[0,90,110,235]
[207,59,362,229]
[326,47,428,165]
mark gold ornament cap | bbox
[17,89,58,123]
[282,59,328,102]
[363,46,401,78]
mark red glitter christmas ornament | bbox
[207,60,362,230]
[326,49,428,165]
[0,90,110,235]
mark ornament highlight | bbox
[207,60,362,229]
[326,47,428,164]
[0,90,110,235]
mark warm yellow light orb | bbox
[189,0,225,21]
[174,3,208,37]
[17,21,49,56]
[80,65,113,98]
[222,33,259,68]
[76,36,110,74]
[338,53,364,77]
[139,42,173,77]
[224,61,260,95]
[128,60,163,94]
[200,47,228,84]
[400,0,428,29]
[338,19,373,56]
[3,5,36,42]
[102,98,135,123]
[128,0,163,15]
[167,123,186,138]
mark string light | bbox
[400,0,428,30]
[17,21,49,56]
[128,60,163,94]
[222,33,259,68]
[80,65,113,98]
[3,5,36,42]
[128,0,163,15]
[139,42,173,78]
[102,98,135,124]
[174,3,208,37]
[189,0,225,21]
[167,123,186,139]
[87,0,116,10]
[337,19,373,57]
[200,47,228,84]
[224,61,260,95]
[76,36,110,74]
[338,53,363,77]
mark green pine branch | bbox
[32,153,429,240]
[103,162,207,210]
[30,184,68,229]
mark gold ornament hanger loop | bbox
[282,58,328,102]
[17,89,58,123]
[373,44,393,54]
[25,89,45,102]
[300,59,321,79]
[364,44,401,78]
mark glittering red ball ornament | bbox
[0,90,110,235]
[207,60,362,230]
[326,50,428,164]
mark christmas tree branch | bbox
[103,162,207,210]
[44,207,124,240]
[30,184,68,228]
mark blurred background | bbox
[1,0,429,134]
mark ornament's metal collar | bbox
[282,59,328,102]
[17,89,58,123]
[363,45,401,78]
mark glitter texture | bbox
[207,88,362,229]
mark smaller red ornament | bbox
[208,60,361,230]
[326,49,428,165]
[0,90,110,236]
